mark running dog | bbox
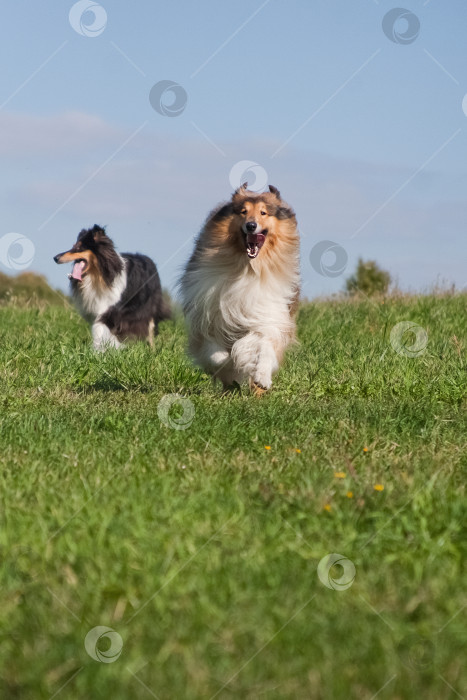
[54,225,170,350]
[179,184,300,394]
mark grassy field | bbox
[0,292,466,699]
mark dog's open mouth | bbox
[71,259,87,281]
[245,232,266,259]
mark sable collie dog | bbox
[54,225,170,350]
[179,184,300,394]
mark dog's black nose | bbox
[53,254,61,263]
[246,221,257,232]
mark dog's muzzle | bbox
[242,224,267,259]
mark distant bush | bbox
[0,271,66,306]
[345,259,391,297]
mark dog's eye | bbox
[261,211,267,216]
[241,209,247,215]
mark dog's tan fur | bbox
[180,184,300,392]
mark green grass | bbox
[0,293,466,699]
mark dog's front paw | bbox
[249,378,269,397]
[252,370,273,391]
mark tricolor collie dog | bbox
[179,184,300,394]
[54,225,170,350]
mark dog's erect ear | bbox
[91,224,107,240]
[233,182,248,197]
[269,185,281,198]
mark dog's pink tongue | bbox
[72,261,85,281]
[246,232,266,248]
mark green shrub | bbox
[345,258,391,296]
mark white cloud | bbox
[0,111,121,158]
[1,110,464,294]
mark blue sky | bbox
[0,0,466,297]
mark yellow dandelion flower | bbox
[363,447,368,453]
[374,484,384,492]
[264,445,271,450]
[346,491,354,498]
[334,471,346,479]
[295,448,301,453]
[323,504,331,512]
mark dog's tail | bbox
[155,292,172,324]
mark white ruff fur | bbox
[73,256,127,351]
[181,255,299,389]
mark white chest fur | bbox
[183,260,298,345]
[74,258,127,320]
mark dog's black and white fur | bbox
[54,225,170,350]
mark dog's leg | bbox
[196,340,241,388]
[252,339,278,391]
[147,319,155,348]
[92,321,122,352]
[196,340,228,372]
[233,334,279,393]
[208,346,236,387]
[208,345,230,368]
